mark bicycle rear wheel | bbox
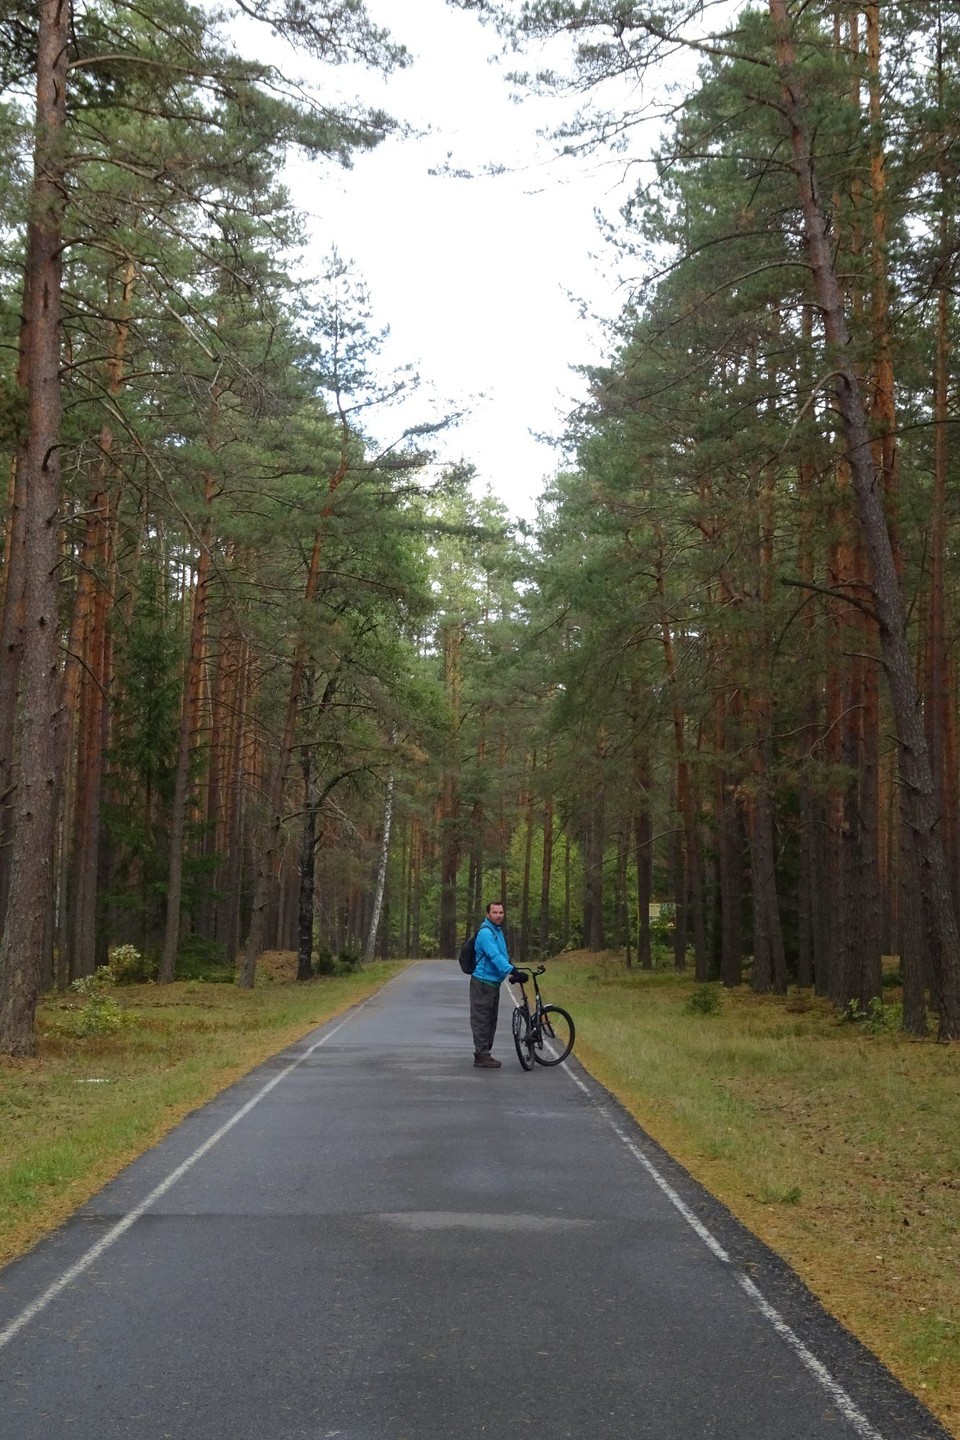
[533,1005,575,1065]
[512,1006,535,1070]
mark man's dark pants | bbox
[470,976,500,1057]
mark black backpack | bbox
[458,932,478,974]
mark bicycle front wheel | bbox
[512,1006,535,1071]
[533,1005,575,1065]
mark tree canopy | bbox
[3,0,960,1051]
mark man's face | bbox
[488,904,505,927]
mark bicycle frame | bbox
[511,965,575,1070]
[514,968,543,1036]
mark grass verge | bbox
[544,953,960,1438]
[0,955,405,1269]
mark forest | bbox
[1,0,959,1055]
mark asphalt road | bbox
[0,961,951,1440]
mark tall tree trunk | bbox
[563,831,571,948]
[925,12,957,917]
[410,809,422,957]
[795,349,824,989]
[201,608,238,945]
[217,636,250,963]
[519,769,535,962]
[770,0,960,1037]
[159,472,216,984]
[716,693,744,989]
[745,436,785,995]
[583,785,606,952]
[67,537,114,980]
[656,559,705,974]
[0,0,70,1056]
[633,732,653,970]
[671,817,687,970]
[0,312,33,929]
[539,790,554,956]
[364,742,396,963]
[634,810,652,970]
[747,773,786,995]
[854,643,883,1008]
[616,821,631,966]
[438,622,462,958]
[296,671,318,982]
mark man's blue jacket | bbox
[472,916,512,985]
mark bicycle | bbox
[510,964,575,1071]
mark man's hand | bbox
[510,969,529,985]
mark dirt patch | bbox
[256,950,299,983]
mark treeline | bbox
[0,0,492,1054]
[0,0,566,1059]
[447,0,960,1039]
[5,0,960,1054]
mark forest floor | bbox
[0,952,957,1435]
[545,951,960,1438]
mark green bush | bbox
[70,966,126,1036]
[842,996,903,1035]
[177,935,232,983]
[314,949,336,976]
[109,943,156,984]
[686,983,722,1016]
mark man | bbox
[470,900,527,1069]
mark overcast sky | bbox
[290,0,633,520]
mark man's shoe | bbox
[473,1053,502,1068]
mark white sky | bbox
[291,0,633,520]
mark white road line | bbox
[562,1065,886,1440]
[0,993,380,1353]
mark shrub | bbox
[842,996,903,1035]
[109,943,156,984]
[71,966,126,1036]
[686,983,722,1016]
[177,935,232,983]
[315,949,336,977]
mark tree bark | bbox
[0,0,70,1056]
[364,744,396,963]
[539,790,554,955]
[656,564,704,974]
[583,785,606,952]
[519,772,535,962]
[438,621,462,958]
[0,311,33,930]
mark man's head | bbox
[485,901,505,927]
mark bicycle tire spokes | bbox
[532,1004,575,1066]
